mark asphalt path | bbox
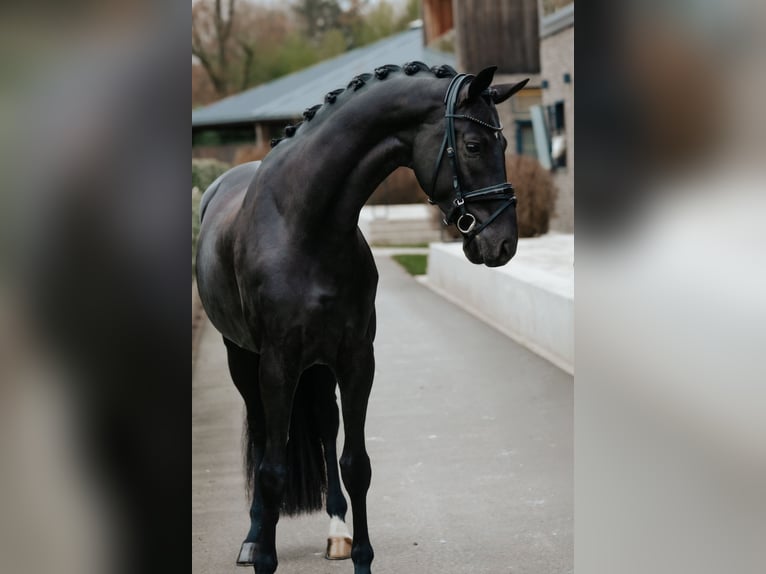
[192,254,572,574]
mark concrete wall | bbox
[359,204,443,245]
[426,234,573,373]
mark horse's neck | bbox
[259,76,442,240]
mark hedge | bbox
[192,158,231,192]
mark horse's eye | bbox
[466,142,480,154]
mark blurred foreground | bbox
[577,1,766,573]
[1,3,188,574]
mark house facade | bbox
[538,1,574,232]
[422,0,573,231]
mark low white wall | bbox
[426,234,574,374]
[359,204,442,245]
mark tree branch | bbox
[224,0,237,43]
[215,0,227,89]
[193,19,226,96]
[239,41,254,92]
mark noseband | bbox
[428,74,517,240]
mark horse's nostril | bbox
[501,240,516,260]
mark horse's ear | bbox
[467,66,498,101]
[489,78,530,104]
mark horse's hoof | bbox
[325,536,353,560]
[236,542,256,566]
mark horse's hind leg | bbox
[337,342,376,574]
[305,365,352,560]
[249,346,299,574]
[223,338,264,567]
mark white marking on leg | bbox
[328,515,351,539]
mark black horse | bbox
[195,63,527,574]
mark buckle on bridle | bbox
[454,198,465,206]
[456,213,477,234]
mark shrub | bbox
[367,167,424,205]
[430,154,557,239]
[232,144,271,165]
[192,158,231,192]
[506,154,557,237]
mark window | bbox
[510,88,542,157]
[530,99,567,170]
[515,120,536,156]
[547,100,567,169]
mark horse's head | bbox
[413,67,528,267]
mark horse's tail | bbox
[244,377,328,516]
[282,379,328,515]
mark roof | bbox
[192,27,456,128]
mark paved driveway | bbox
[193,255,572,574]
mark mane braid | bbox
[303,104,322,121]
[348,73,373,91]
[431,64,457,78]
[374,64,401,80]
[284,121,302,137]
[325,88,345,104]
[403,61,430,75]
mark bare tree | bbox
[192,62,218,108]
[192,0,241,97]
[192,0,410,101]
[193,0,297,98]
[292,0,343,43]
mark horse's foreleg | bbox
[307,367,352,560]
[250,347,297,574]
[337,342,375,574]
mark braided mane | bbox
[269,62,458,148]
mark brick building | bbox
[422,0,574,231]
[538,1,574,231]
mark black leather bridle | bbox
[428,74,517,240]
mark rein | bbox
[428,74,517,240]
